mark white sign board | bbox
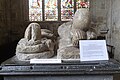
[30,59,61,64]
[79,40,109,61]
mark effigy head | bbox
[24,23,41,41]
[72,8,90,31]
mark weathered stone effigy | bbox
[57,9,97,59]
[15,23,55,61]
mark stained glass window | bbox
[45,0,58,21]
[29,0,90,21]
[29,0,42,21]
[61,0,74,21]
[76,0,89,9]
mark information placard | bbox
[79,40,109,61]
[30,59,61,64]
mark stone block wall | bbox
[0,0,27,63]
[111,0,120,61]
[0,0,10,45]
[0,0,27,45]
[90,0,111,40]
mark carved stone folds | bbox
[57,9,97,59]
[15,23,55,61]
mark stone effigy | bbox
[57,46,80,59]
[15,23,55,61]
[57,9,97,59]
[57,21,73,49]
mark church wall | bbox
[111,0,120,62]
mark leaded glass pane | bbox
[61,0,74,21]
[29,0,42,21]
[76,0,89,9]
[45,0,58,21]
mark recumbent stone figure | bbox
[57,9,97,59]
[15,23,55,61]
